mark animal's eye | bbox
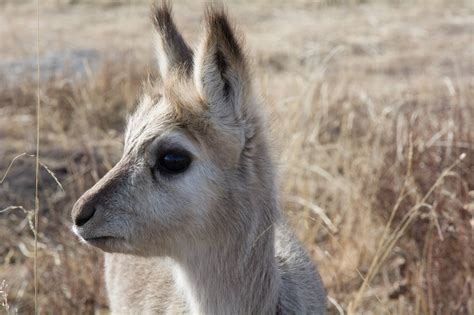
[156,151,192,175]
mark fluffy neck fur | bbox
[171,147,281,314]
[171,221,280,315]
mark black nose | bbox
[74,200,96,227]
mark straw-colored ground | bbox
[0,0,473,314]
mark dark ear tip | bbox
[204,4,228,28]
[151,0,193,76]
[204,4,243,60]
[151,0,173,31]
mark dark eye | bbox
[156,151,192,175]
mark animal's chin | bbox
[83,236,127,253]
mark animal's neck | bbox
[171,138,280,314]
[172,211,280,314]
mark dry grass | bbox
[0,0,473,314]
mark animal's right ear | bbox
[151,1,193,79]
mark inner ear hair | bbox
[193,5,250,104]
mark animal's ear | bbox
[152,1,193,79]
[193,7,251,122]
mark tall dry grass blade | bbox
[350,151,467,314]
[0,153,29,184]
[287,196,337,233]
[38,161,64,192]
[327,296,344,315]
[34,0,41,313]
[0,205,29,215]
[1,153,64,192]
[415,221,434,315]
[0,206,36,236]
[348,135,414,314]
[0,280,9,313]
[371,153,467,278]
[312,216,388,312]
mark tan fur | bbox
[71,2,326,314]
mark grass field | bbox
[0,0,473,314]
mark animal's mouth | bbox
[73,225,122,241]
[83,235,126,245]
[84,236,117,243]
[82,235,127,253]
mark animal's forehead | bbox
[123,90,206,155]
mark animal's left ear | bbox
[193,7,251,123]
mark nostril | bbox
[75,202,96,227]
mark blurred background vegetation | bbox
[0,0,473,314]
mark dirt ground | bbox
[0,0,473,314]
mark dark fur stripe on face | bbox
[151,1,193,74]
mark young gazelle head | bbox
[72,3,277,258]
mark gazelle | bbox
[72,2,326,314]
